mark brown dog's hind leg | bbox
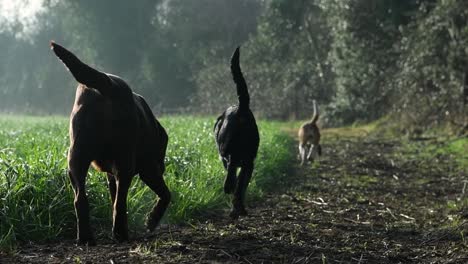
[112,174,132,242]
[230,162,254,219]
[140,165,171,232]
[68,155,95,245]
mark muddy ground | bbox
[1,133,467,263]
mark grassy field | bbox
[0,115,295,250]
[1,117,466,262]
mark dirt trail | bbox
[2,134,467,263]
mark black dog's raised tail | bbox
[50,41,110,96]
[230,47,250,110]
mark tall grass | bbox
[0,115,295,250]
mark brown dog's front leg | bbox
[140,166,171,232]
[112,175,132,242]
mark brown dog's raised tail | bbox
[50,41,111,96]
[230,46,250,110]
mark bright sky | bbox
[0,0,46,37]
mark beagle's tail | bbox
[311,100,319,124]
[230,46,250,110]
[50,41,111,96]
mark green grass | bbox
[398,136,468,229]
[0,115,295,250]
[444,138,468,169]
[403,137,468,171]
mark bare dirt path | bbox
[2,134,467,263]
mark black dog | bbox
[51,42,170,245]
[214,47,260,219]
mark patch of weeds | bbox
[414,177,432,185]
[447,200,459,210]
[73,256,82,264]
[403,137,467,171]
[341,174,378,188]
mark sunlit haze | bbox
[0,0,46,37]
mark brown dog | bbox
[214,47,259,219]
[298,100,322,165]
[51,42,170,245]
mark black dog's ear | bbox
[50,41,111,96]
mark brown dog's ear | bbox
[50,41,111,96]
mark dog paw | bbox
[76,237,96,247]
[229,210,240,219]
[145,218,159,232]
[229,207,248,219]
[112,231,129,243]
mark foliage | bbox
[194,0,334,119]
[0,0,262,114]
[1,0,468,129]
[391,0,468,131]
[318,0,421,125]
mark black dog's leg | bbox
[230,162,254,219]
[224,160,237,194]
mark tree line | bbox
[0,0,466,131]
